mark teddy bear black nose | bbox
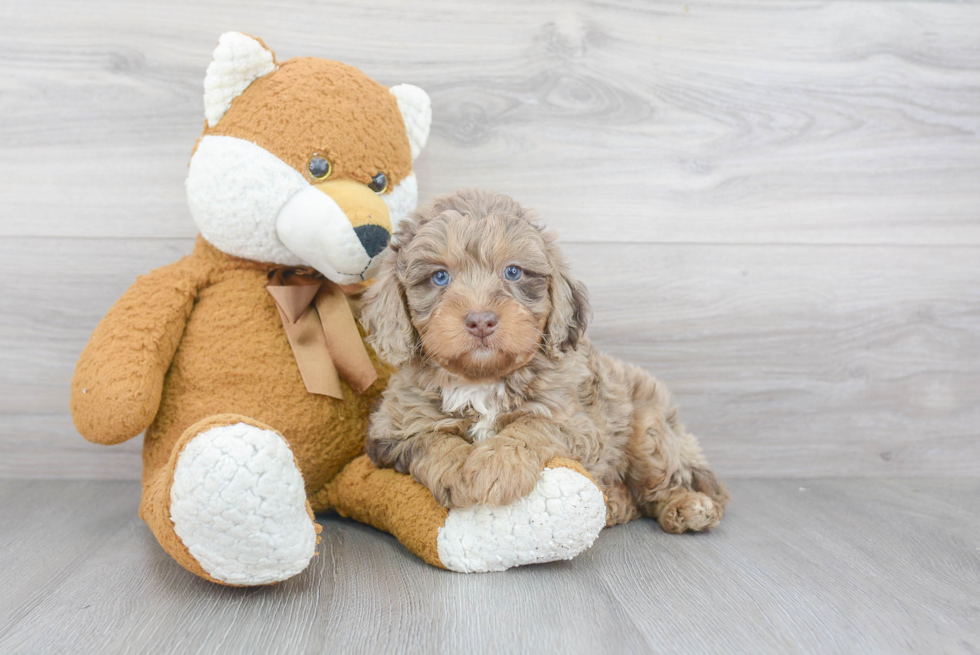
[353,224,391,259]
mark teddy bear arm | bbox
[71,258,206,445]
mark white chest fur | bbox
[440,382,507,442]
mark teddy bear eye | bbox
[368,172,388,194]
[503,265,523,281]
[308,155,331,180]
[432,270,451,286]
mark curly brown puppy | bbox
[361,189,730,533]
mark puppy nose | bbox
[464,311,499,338]
[353,224,391,259]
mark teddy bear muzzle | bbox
[277,178,393,285]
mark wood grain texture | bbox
[0,0,977,244]
[1,0,979,479]
[0,478,977,654]
[2,237,977,479]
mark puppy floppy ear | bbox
[361,247,416,367]
[544,243,591,358]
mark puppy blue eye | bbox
[432,270,451,286]
[503,265,523,281]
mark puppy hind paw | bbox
[691,467,732,508]
[657,491,723,534]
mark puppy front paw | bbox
[456,439,541,507]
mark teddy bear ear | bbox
[203,32,277,128]
[389,84,432,160]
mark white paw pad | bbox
[170,422,317,585]
[436,466,606,573]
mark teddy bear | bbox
[70,32,608,586]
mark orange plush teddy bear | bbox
[70,33,607,585]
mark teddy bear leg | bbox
[140,414,320,586]
[323,455,606,572]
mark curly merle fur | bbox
[360,189,730,532]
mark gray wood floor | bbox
[1,2,978,653]
[0,478,977,654]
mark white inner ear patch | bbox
[204,32,276,127]
[389,84,432,160]
[383,173,418,232]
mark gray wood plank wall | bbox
[1,0,978,480]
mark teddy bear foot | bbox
[436,458,607,572]
[168,420,318,586]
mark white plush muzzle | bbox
[276,186,377,284]
[186,135,419,284]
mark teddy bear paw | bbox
[169,422,317,585]
[435,464,606,573]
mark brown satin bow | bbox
[266,268,377,399]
